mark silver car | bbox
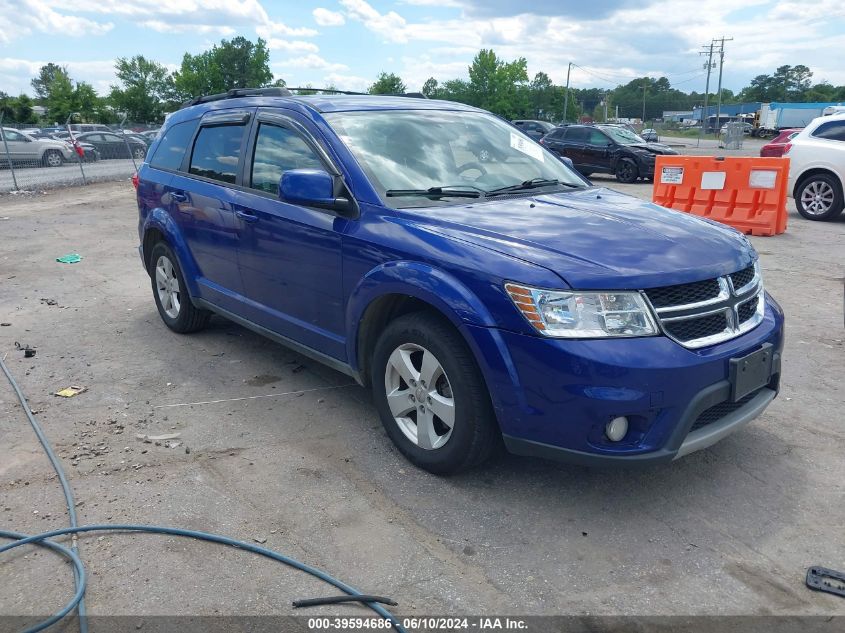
[0,128,75,167]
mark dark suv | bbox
[511,120,555,141]
[540,124,679,183]
[136,88,783,474]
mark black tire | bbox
[614,158,638,184]
[795,173,844,221]
[43,150,63,168]
[148,241,210,333]
[371,312,499,474]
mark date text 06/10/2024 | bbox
[307,617,529,630]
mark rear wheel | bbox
[132,146,146,159]
[614,158,638,184]
[149,242,210,333]
[43,150,63,168]
[796,174,844,221]
[371,312,499,474]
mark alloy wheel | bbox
[384,343,455,450]
[155,255,181,319]
[801,180,835,216]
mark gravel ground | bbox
[0,179,843,628]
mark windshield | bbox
[325,109,586,208]
[599,126,647,145]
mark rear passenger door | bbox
[164,110,252,312]
[233,110,348,359]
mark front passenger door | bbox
[582,129,613,171]
[234,112,349,359]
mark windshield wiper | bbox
[385,186,482,199]
[485,178,580,197]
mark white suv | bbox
[786,113,845,221]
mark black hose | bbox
[293,595,400,608]
[0,355,406,633]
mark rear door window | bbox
[189,124,246,184]
[150,119,200,171]
[565,127,587,142]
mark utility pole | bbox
[563,62,573,123]
[604,91,609,122]
[698,40,716,147]
[713,36,733,138]
[641,80,648,126]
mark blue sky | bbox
[2,0,844,98]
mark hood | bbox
[399,187,755,290]
[38,138,70,150]
[628,143,679,155]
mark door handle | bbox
[235,209,259,223]
[170,191,188,203]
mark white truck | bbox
[756,103,845,137]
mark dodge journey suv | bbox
[136,88,784,474]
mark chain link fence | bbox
[0,115,158,194]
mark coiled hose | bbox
[0,355,406,633]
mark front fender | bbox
[345,261,497,370]
[141,208,201,298]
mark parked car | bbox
[75,131,148,160]
[0,127,75,167]
[69,123,112,134]
[124,132,154,148]
[140,129,161,140]
[539,123,679,182]
[136,89,783,474]
[640,128,659,142]
[760,128,801,158]
[511,120,555,141]
[786,113,845,221]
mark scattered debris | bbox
[806,566,845,598]
[0,323,10,327]
[56,253,83,264]
[40,298,59,306]
[54,385,87,398]
[134,432,181,443]
[253,536,267,544]
[15,342,36,358]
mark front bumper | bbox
[465,293,784,466]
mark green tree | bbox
[467,49,529,118]
[109,55,174,122]
[369,72,406,94]
[31,63,69,101]
[13,94,37,123]
[172,36,273,100]
[530,71,554,119]
[421,77,438,98]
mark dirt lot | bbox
[1,179,844,626]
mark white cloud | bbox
[323,72,371,92]
[0,0,113,44]
[140,20,236,35]
[340,0,408,43]
[313,7,346,27]
[265,39,320,53]
[275,54,349,72]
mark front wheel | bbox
[796,174,844,221]
[371,312,499,474]
[149,242,210,333]
[614,158,638,184]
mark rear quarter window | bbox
[811,121,845,142]
[150,119,200,171]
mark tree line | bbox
[2,37,844,126]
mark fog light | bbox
[606,416,628,442]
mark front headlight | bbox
[505,283,658,338]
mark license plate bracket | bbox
[729,343,773,402]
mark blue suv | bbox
[136,88,784,474]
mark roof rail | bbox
[180,87,292,109]
[286,88,428,99]
[287,87,367,95]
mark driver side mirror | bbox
[279,169,352,213]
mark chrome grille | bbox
[644,262,764,349]
[644,278,721,309]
